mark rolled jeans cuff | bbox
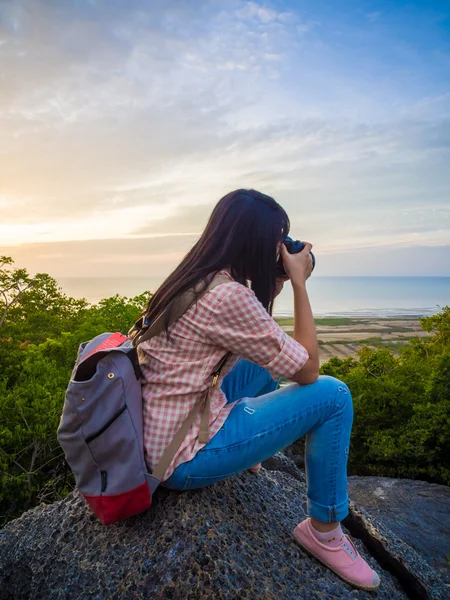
[307,494,350,523]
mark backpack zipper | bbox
[85,404,127,443]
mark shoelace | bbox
[341,535,359,561]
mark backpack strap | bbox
[152,350,229,482]
[129,273,232,347]
[134,271,234,482]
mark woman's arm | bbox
[203,282,309,382]
[290,281,320,384]
[279,243,320,385]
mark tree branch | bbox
[26,441,40,491]
[0,280,34,328]
[0,447,28,474]
[30,452,65,475]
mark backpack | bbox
[57,273,231,525]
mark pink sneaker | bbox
[293,518,381,591]
[248,463,262,474]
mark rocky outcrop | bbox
[347,476,450,584]
[0,454,448,600]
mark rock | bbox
[281,442,305,469]
[348,476,450,584]
[0,455,447,600]
[262,449,306,481]
[343,502,449,600]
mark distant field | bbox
[276,317,366,327]
[274,316,428,365]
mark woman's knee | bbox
[314,375,353,411]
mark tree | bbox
[1,255,449,525]
[318,306,450,484]
[0,256,36,328]
[0,257,152,525]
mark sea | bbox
[57,276,450,319]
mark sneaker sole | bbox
[248,466,262,474]
[293,532,381,592]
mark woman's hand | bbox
[280,242,314,286]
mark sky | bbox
[1,0,449,277]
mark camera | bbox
[276,236,316,277]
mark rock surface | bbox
[347,476,450,584]
[0,454,448,600]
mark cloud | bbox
[0,0,449,276]
[0,203,180,245]
[236,2,284,24]
[133,204,212,236]
[2,114,449,250]
[0,0,308,224]
[3,238,449,279]
[401,93,450,120]
[0,235,199,278]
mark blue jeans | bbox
[162,357,353,522]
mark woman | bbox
[138,189,380,591]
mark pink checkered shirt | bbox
[138,269,309,481]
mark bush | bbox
[320,307,450,484]
[0,257,151,526]
[1,256,449,526]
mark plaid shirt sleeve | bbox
[203,282,310,380]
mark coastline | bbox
[54,275,442,366]
[273,308,438,319]
[56,275,450,320]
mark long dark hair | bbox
[143,189,290,342]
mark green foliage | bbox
[1,256,449,526]
[0,257,151,526]
[320,306,450,484]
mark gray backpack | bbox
[57,274,231,525]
